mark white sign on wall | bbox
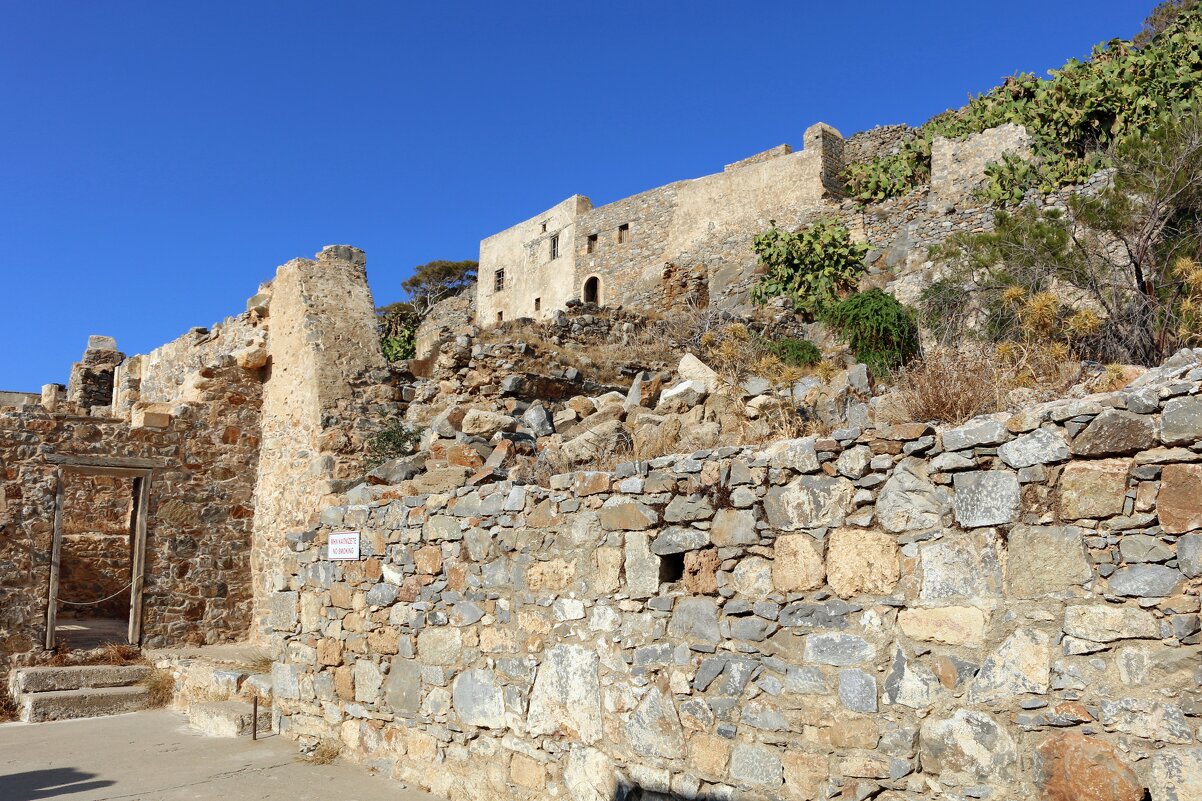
[328,531,361,561]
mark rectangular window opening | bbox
[658,552,685,584]
[550,234,560,260]
[494,269,505,292]
[617,223,630,244]
[497,311,504,323]
[587,233,598,254]
[534,297,541,312]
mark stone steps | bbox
[10,664,154,723]
[20,685,151,723]
[10,664,151,695]
[187,700,272,738]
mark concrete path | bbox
[0,709,439,801]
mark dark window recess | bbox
[550,234,560,260]
[541,221,548,233]
[618,223,630,243]
[658,552,685,583]
[587,233,598,253]
[494,269,505,292]
[534,297,541,312]
[497,311,504,323]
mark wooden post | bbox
[128,472,151,645]
[45,469,65,650]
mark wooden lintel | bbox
[46,454,170,469]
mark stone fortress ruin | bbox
[1,119,1200,801]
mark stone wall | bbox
[0,352,262,678]
[57,473,134,619]
[269,350,1202,801]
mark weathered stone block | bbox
[1160,395,1202,445]
[1063,605,1158,642]
[1059,459,1130,520]
[1034,732,1142,801]
[968,628,1050,703]
[1071,409,1156,456]
[1006,525,1092,598]
[898,606,987,647]
[763,474,854,531]
[876,457,950,533]
[825,527,899,599]
[920,709,1018,783]
[998,427,1070,468]
[772,533,825,592]
[528,645,601,744]
[1158,463,1202,534]
[452,668,505,729]
[953,471,1019,527]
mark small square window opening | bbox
[587,234,598,254]
[618,223,630,244]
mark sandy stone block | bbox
[782,752,829,800]
[593,547,622,594]
[825,528,899,598]
[688,732,731,779]
[1158,463,1202,534]
[773,534,826,592]
[414,545,443,575]
[898,606,988,647]
[526,558,576,591]
[510,753,546,789]
[1058,459,1130,520]
[683,549,720,595]
[317,638,343,666]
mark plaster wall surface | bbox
[477,195,591,326]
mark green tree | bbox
[401,259,478,316]
[926,117,1202,365]
[378,259,478,362]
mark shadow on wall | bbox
[0,767,115,801]
[615,785,730,801]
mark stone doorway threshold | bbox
[54,616,129,651]
[0,709,442,801]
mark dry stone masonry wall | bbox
[270,350,1202,801]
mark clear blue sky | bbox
[0,1,1152,391]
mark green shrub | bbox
[757,336,822,367]
[367,419,423,468]
[843,8,1202,203]
[378,303,418,362]
[821,289,920,376]
[750,218,868,315]
[381,330,415,362]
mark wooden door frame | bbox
[45,463,154,650]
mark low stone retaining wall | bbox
[270,352,1202,801]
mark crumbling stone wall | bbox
[270,350,1202,801]
[250,246,393,643]
[0,353,261,679]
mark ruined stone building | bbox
[476,121,1033,324]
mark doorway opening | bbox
[46,464,151,650]
[583,275,601,305]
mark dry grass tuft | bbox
[47,641,146,668]
[140,669,176,708]
[304,741,342,765]
[894,345,1005,425]
[237,651,275,675]
[0,686,18,722]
